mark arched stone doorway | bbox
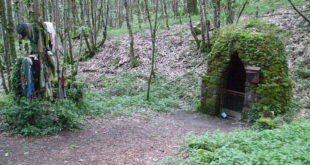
[221,54,246,118]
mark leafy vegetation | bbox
[0,71,202,136]
[296,58,310,79]
[297,69,310,79]
[0,96,83,136]
[177,119,310,164]
[0,62,88,136]
[82,72,201,117]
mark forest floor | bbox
[0,111,242,165]
[1,2,309,165]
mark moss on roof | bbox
[200,20,293,121]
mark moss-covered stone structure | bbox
[199,20,293,120]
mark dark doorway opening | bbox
[221,54,246,112]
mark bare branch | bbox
[288,0,310,24]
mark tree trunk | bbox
[6,0,17,61]
[137,0,142,29]
[237,0,248,23]
[145,0,159,101]
[0,0,12,90]
[202,0,211,49]
[212,0,221,28]
[162,0,170,30]
[226,0,234,24]
[199,0,206,49]
[124,0,139,68]
[0,25,9,94]
[288,0,310,24]
[0,57,9,94]
[188,13,200,49]
[187,0,199,15]
[99,0,110,47]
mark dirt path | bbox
[0,110,242,165]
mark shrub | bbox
[181,119,310,164]
[11,57,24,98]
[252,117,277,130]
[1,98,82,136]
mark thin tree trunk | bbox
[0,57,9,94]
[162,0,170,30]
[53,0,65,99]
[0,0,12,90]
[99,0,110,46]
[188,13,200,49]
[199,0,206,50]
[6,0,17,60]
[124,0,139,68]
[288,0,310,24]
[137,0,142,29]
[145,0,159,101]
[202,0,211,49]
[226,0,234,24]
[212,0,221,28]
[236,0,248,23]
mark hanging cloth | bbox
[29,55,41,92]
[21,58,34,98]
[43,22,57,53]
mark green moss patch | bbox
[200,20,293,121]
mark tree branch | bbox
[288,0,310,24]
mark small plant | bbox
[297,69,310,79]
[68,145,79,150]
[252,117,277,130]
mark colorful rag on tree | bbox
[21,58,34,98]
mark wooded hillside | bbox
[0,0,309,164]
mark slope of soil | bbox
[78,24,207,86]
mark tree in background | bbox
[212,0,221,28]
[187,0,199,15]
[226,0,234,24]
[0,0,17,91]
[124,0,139,68]
[288,0,310,24]
[145,0,159,101]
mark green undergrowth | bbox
[0,70,201,136]
[244,0,307,16]
[160,119,310,165]
[296,57,310,79]
[82,72,201,117]
[0,58,88,136]
[0,95,84,136]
